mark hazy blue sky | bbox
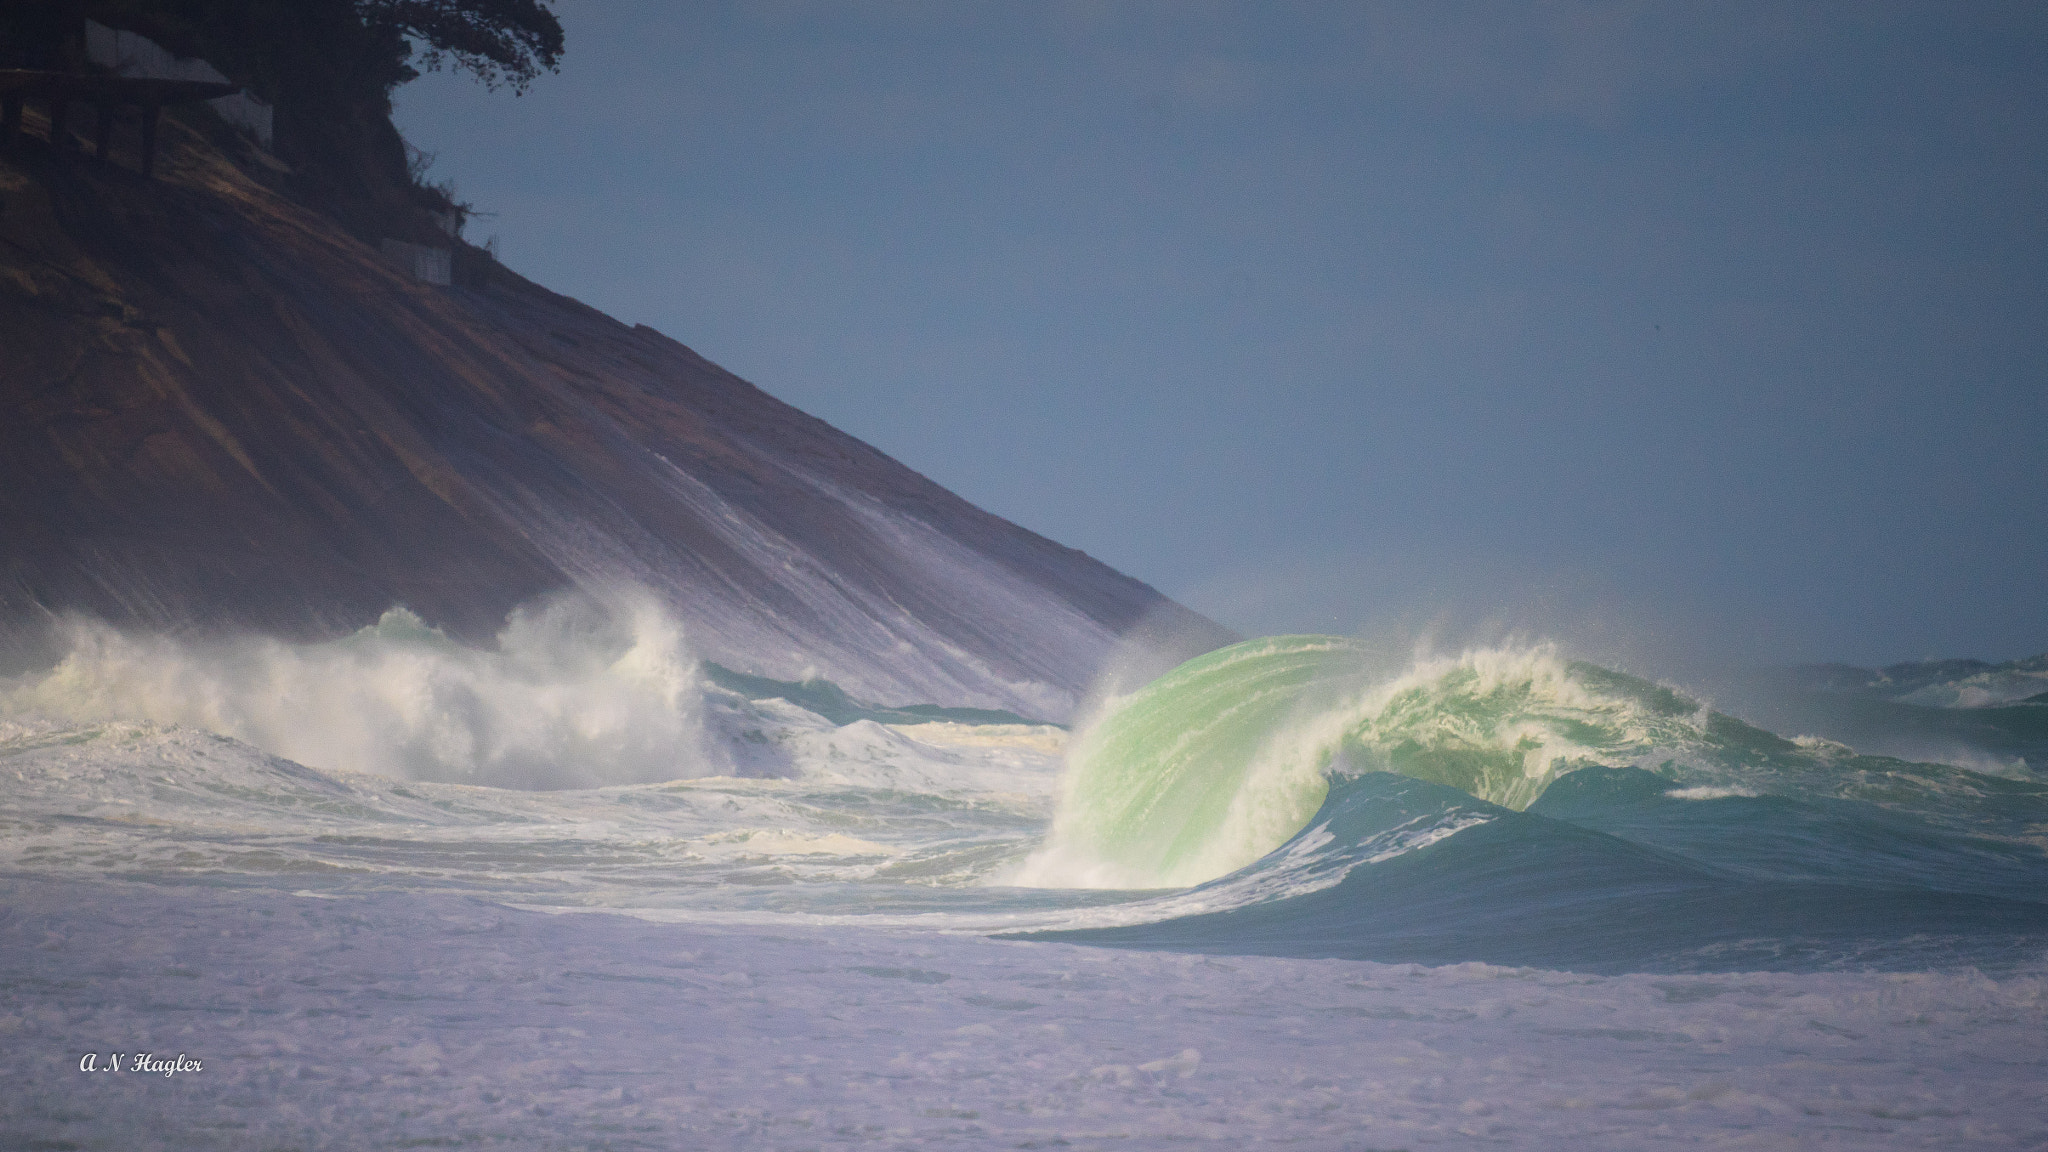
[393,1,2047,670]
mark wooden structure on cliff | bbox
[0,17,263,178]
[0,70,237,176]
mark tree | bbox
[47,2,564,99]
[360,0,564,94]
[1,1,566,238]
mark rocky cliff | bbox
[0,108,1232,719]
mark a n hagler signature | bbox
[79,1052,203,1077]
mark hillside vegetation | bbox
[1,0,561,241]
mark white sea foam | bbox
[3,629,2046,1149]
[1896,669,2048,709]
[1665,785,1760,800]
[1,589,709,789]
[7,877,2045,1151]
[0,691,1065,893]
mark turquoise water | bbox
[1018,636,2048,972]
[7,624,2046,1150]
[7,625,2046,976]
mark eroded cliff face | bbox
[0,111,1231,718]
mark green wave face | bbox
[1021,637,1736,890]
[1017,636,1362,889]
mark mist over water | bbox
[1,589,708,789]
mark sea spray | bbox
[1338,644,1708,810]
[1,589,708,789]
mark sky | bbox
[391,0,2048,673]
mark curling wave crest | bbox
[1019,636,2048,891]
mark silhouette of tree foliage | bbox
[362,0,564,93]
[5,2,562,94]
[0,1,560,241]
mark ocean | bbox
[3,608,2045,1149]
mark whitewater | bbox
[4,602,2046,1149]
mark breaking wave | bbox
[1019,635,2048,890]
[0,590,707,789]
[3,616,2044,974]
